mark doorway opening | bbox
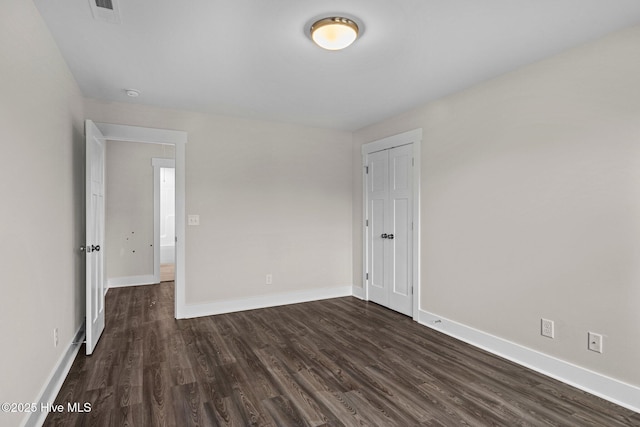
[153,159,176,283]
[92,122,186,298]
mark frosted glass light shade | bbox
[311,17,359,51]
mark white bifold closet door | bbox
[366,144,413,316]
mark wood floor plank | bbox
[170,382,211,427]
[311,390,375,426]
[44,283,639,426]
[254,347,339,427]
[262,395,309,427]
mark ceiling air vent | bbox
[95,0,113,10]
[89,0,121,24]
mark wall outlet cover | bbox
[541,318,554,338]
[588,332,603,353]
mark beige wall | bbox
[105,141,174,279]
[85,100,353,303]
[353,26,640,387]
[0,0,85,424]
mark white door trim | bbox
[95,123,188,319]
[362,128,422,321]
[152,158,176,284]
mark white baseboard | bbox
[21,326,85,427]
[180,285,353,319]
[417,309,640,413]
[351,285,365,300]
[107,274,158,288]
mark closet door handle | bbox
[387,234,394,240]
[381,233,388,239]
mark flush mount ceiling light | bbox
[310,17,359,51]
[124,89,140,97]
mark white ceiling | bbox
[34,0,640,131]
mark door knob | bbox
[387,234,394,239]
[84,244,100,253]
[381,233,388,239]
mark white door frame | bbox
[362,128,422,321]
[95,123,188,319]
[152,158,176,283]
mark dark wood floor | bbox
[45,283,639,426]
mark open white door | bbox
[85,120,106,355]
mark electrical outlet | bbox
[265,274,273,285]
[541,318,554,338]
[53,328,59,347]
[588,332,603,353]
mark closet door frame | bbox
[362,128,422,321]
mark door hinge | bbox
[411,287,414,295]
[365,165,369,174]
[366,272,369,280]
[366,219,369,227]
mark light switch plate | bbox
[188,214,200,226]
